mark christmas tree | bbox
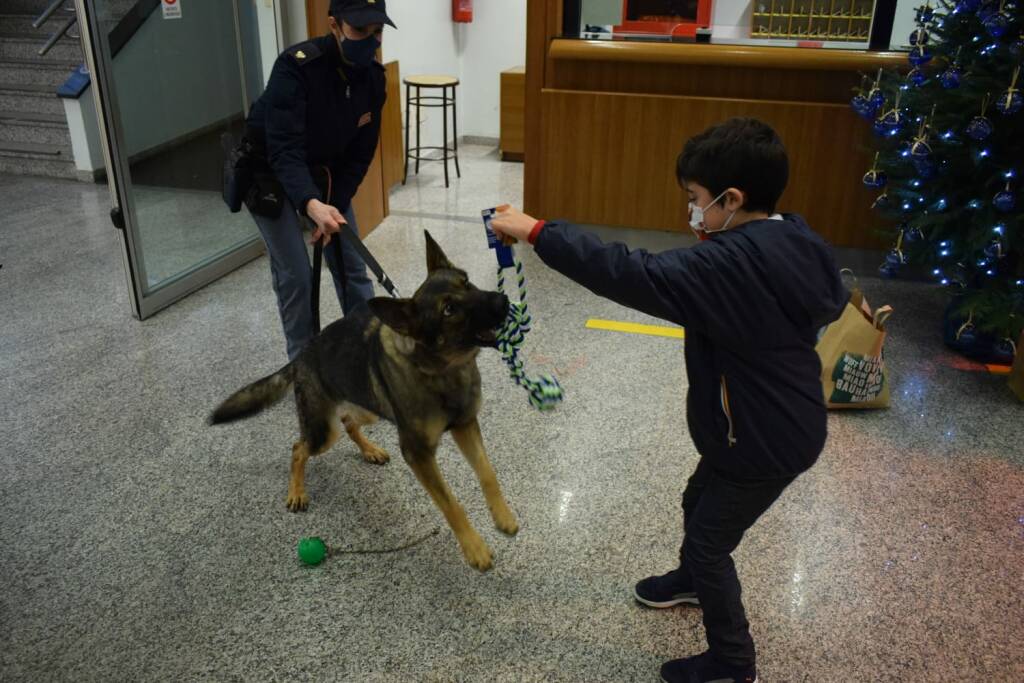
[852,0,1023,364]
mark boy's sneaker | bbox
[633,567,700,608]
[660,652,758,683]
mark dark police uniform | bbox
[245,34,387,360]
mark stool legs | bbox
[415,85,422,175]
[452,85,461,179]
[403,82,411,185]
[442,85,450,188]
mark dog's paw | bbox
[361,444,391,465]
[460,534,494,572]
[286,491,309,512]
[492,506,519,536]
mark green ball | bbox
[297,537,327,566]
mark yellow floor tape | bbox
[585,318,685,339]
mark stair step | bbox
[0,116,71,147]
[0,140,65,156]
[0,152,78,180]
[0,31,81,62]
[0,109,65,124]
[0,57,80,87]
[0,12,76,34]
[1,1,69,14]
[0,84,64,116]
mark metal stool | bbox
[403,75,461,188]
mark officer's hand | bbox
[490,205,539,246]
[307,199,345,246]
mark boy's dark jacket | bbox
[535,215,847,480]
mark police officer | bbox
[245,0,395,360]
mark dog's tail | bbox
[208,365,295,425]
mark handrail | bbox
[39,15,77,57]
[33,0,68,29]
[57,0,160,99]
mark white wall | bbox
[457,1,527,140]
[381,2,461,145]
[255,0,282,85]
[281,0,310,47]
[581,0,621,27]
[891,0,921,50]
[712,1,754,39]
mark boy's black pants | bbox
[679,456,797,668]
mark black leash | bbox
[307,166,400,335]
[307,217,401,335]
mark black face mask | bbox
[340,33,378,67]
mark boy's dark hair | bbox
[676,118,789,214]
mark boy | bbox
[490,118,847,683]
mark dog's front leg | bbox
[450,419,519,536]
[402,440,493,571]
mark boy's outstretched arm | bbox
[490,206,694,327]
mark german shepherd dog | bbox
[210,232,516,571]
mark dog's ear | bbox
[368,297,417,337]
[424,230,454,273]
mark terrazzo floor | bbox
[1,145,1022,682]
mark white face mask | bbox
[688,189,737,237]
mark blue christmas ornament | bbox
[909,28,930,45]
[868,89,885,113]
[984,239,1004,259]
[863,168,888,188]
[850,94,871,118]
[911,138,932,158]
[906,226,925,242]
[940,67,961,89]
[916,5,934,22]
[966,115,993,140]
[1011,35,1024,57]
[909,45,933,66]
[877,109,906,136]
[956,324,977,347]
[886,248,907,266]
[915,157,938,178]
[978,3,998,22]
[983,10,1010,38]
[872,193,891,209]
[996,89,1022,115]
[957,0,981,9]
[878,262,899,278]
[908,68,928,87]
[994,338,1016,364]
[993,189,1016,212]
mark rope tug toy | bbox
[483,208,564,412]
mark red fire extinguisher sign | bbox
[453,0,472,23]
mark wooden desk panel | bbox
[526,28,900,248]
[381,61,404,191]
[539,89,885,248]
[501,67,526,161]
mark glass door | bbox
[73,0,274,318]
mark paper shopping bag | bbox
[816,289,892,409]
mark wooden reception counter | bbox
[523,14,906,248]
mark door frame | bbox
[74,0,266,320]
